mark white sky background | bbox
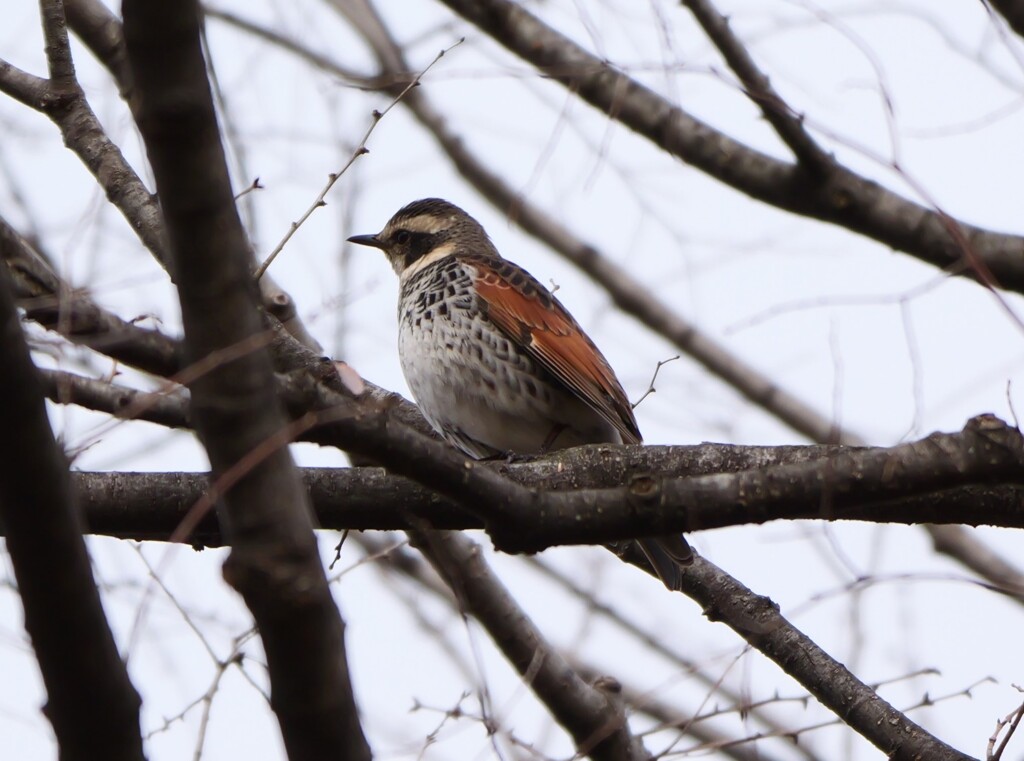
[1,1,1023,759]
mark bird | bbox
[348,198,692,589]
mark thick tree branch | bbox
[120,3,371,759]
[67,461,992,758]
[305,412,1024,556]
[68,418,1024,561]
[0,195,144,759]
[989,0,1024,39]
[437,0,1024,294]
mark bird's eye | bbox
[394,230,411,245]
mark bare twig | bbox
[408,527,651,761]
[632,355,679,409]
[253,38,464,281]
[988,689,1024,761]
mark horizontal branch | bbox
[68,417,1024,550]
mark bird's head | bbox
[348,198,499,278]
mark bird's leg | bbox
[540,424,567,454]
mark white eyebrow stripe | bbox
[389,213,455,236]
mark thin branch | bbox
[681,0,832,172]
[532,559,817,760]
[927,525,1024,600]
[0,58,50,106]
[40,0,76,83]
[631,355,679,409]
[39,0,325,353]
[253,37,463,281]
[218,5,854,447]
[0,10,169,266]
[204,6,376,87]
[570,658,821,761]
[408,528,651,761]
[40,368,189,428]
[988,692,1024,761]
[62,0,131,95]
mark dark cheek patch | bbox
[403,231,442,268]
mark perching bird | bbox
[349,198,692,589]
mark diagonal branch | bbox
[5,0,325,352]
[360,533,807,761]
[988,0,1024,39]
[682,0,832,173]
[436,0,1024,294]
[679,556,974,760]
[40,368,189,429]
[409,528,651,761]
[0,59,50,105]
[239,1,847,446]
[0,22,168,264]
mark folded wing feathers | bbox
[470,258,642,445]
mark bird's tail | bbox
[636,535,694,591]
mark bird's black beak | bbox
[347,233,386,249]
